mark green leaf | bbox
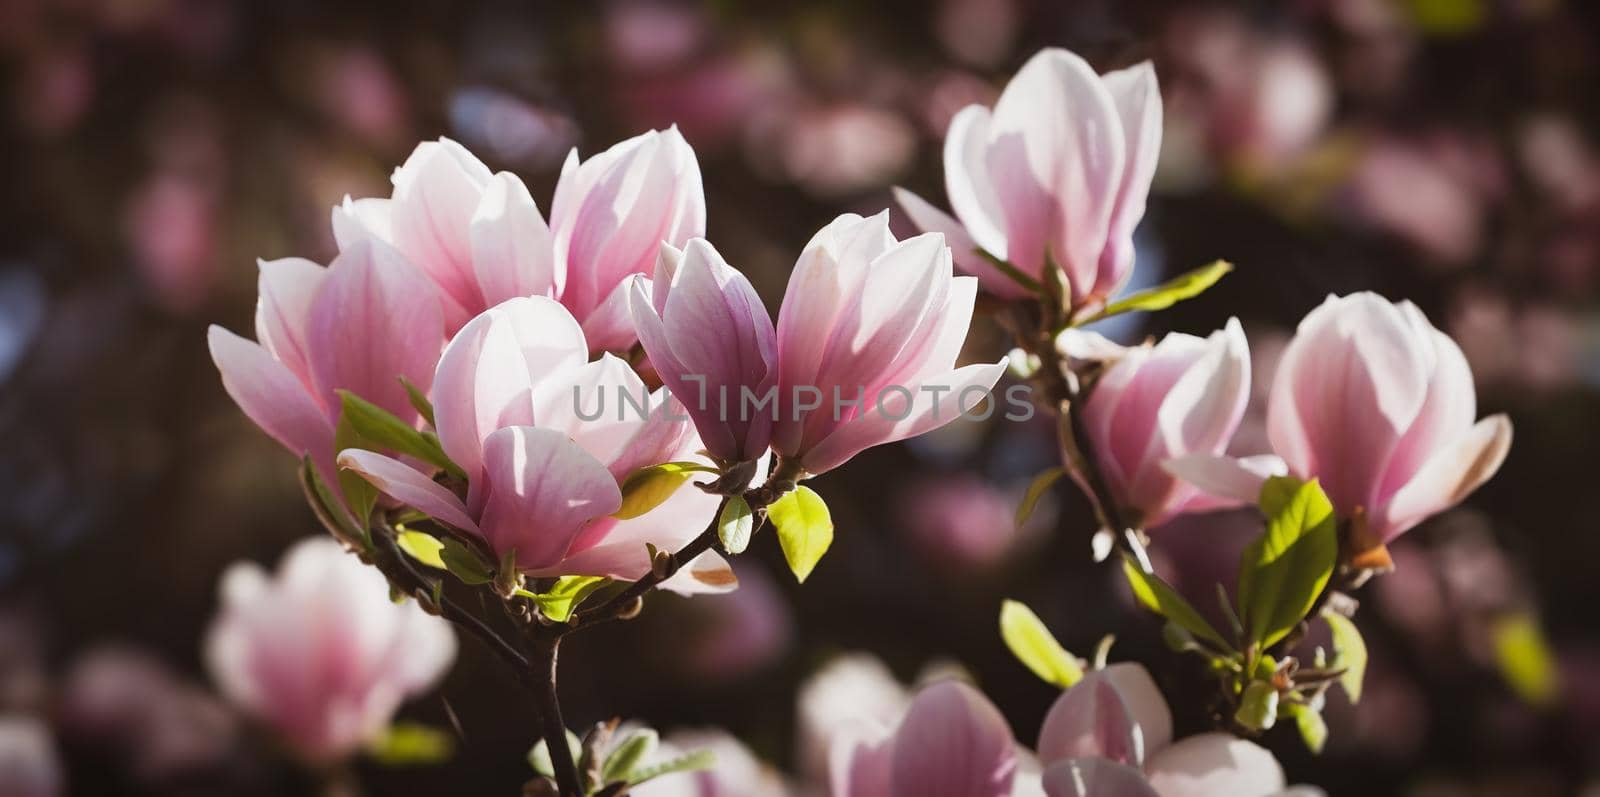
[366,723,453,766]
[999,600,1084,688]
[1323,610,1368,704]
[337,390,465,479]
[1121,557,1231,650]
[334,413,379,525]
[1491,612,1561,707]
[1085,260,1232,323]
[717,495,755,555]
[527,730,583,777]
[614,462,716,520]
[299,456,369,549]
[601,729,658,784]
[400,376,436,428]
[769,486,834,583]
[438,537,493,585]
[1233,680,1280,732]
[1120,556,1228,649]
[1015,467,1065,528]
[628,749,716,786]
[520,576,610,623]
[1238,476,1339,649]
[396,529,447,570]
[1285,702,1328,754]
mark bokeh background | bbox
[2,0,1599,794]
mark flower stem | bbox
[530,634,583,796]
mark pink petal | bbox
[470,172,559,308]
[1036,670,1145,768]
[1375,414,1511,541]
[1095,61,1162,298]
[306,238,446,426]
[1041,758,1158,797]
[799,360,1007,476]
[476,426,622,569]
[889,681,1017,797]
[942,105,1010,261]
[330,196,392,251]
[829,726,894,797]
[336,449,478,533]
[895,188,1028,300]
[254,257,327,393]
[431,296,588,484]
[1144,733,1285,797]
[1161,454,1288,506]
[388,138,493,317]
[986,48,1124,300]
[582,277,646,354]
[1374,306,1476,504]
[208,325,334,467]
[658,551,740,595]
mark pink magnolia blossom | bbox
[332,128,704,350]
[338,296,734,590]
[831,680,1019,797]
[1034,663,1293,797]
[1080,319,1264,529]
[896,48,1162,307]
[204,537,456,764]
[771,212,1006,476]
[1167,293,1512,553]
[630,240,777,465]
[208,239,445,497]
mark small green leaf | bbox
[1323,610,1368,704]
[365,723,453,766]
[717,495,755,555]
[520,576,611,623]
[1234,681,1280,731]
[396,529,447,570]
[1238,476,1339,649]
[614,462,716,520]
[1085,260,1232,323]
[628,749,716,786]
[438,537,493,585]
[527,730,583,776]
[1491,612,1561,707]
[400,376,436,428]
[334,414,379,525]
[1016,467,1065,528]
[601,729,658,784]
[338,390,465,479]
[999,600,1083,688]
[1285,702,1328,754]
[299,456,369,549]
[769,486,833,583]
[1122,557,1231,650]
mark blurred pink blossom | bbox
[895,473,1041,574]
[0,716,60,797]
[205,537,456,764]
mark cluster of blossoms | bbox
[203,43,1513,797]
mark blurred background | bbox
[2,0,1598,794]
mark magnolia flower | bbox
[896,48,1162,307]
[208,239,445,495]
[338,296,733,590]
[1168,293,1512,561]
[1034,664,1293,797]
[551,126,705,351]
[831,680,1019,797]
[795,653,912,783]
[630,240,777,465]
[333,128,704,349]
[1080,319,1262,529]
[204,538,456,763]
[631,729,788,797]
[771,212,1006,476]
